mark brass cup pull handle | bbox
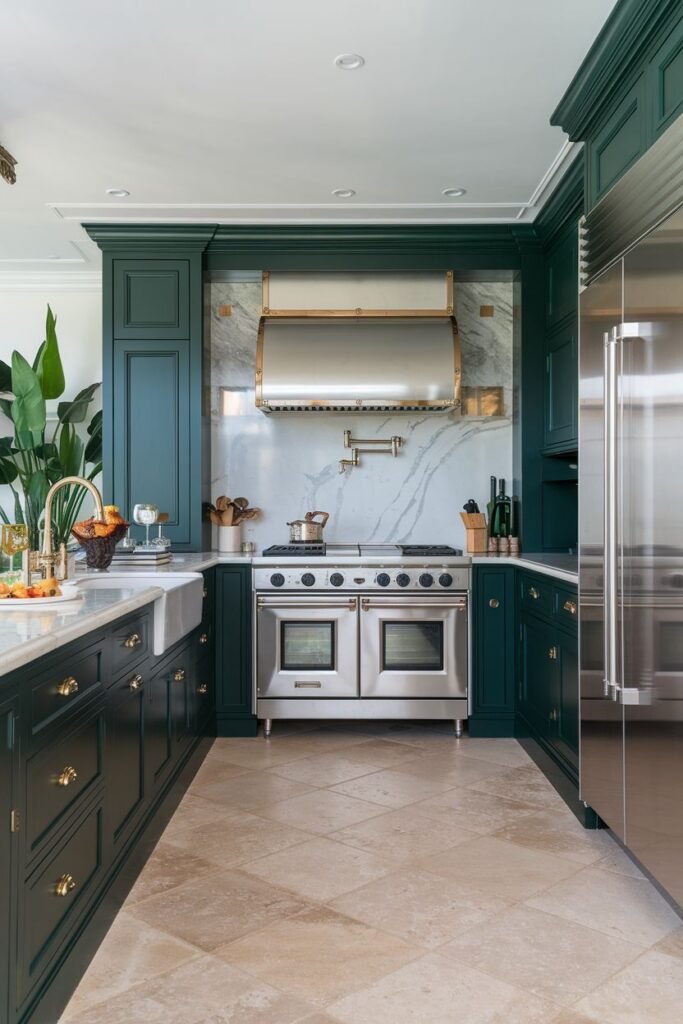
[199,633,208,645]
[173,668,186,682]
[57,676,79,697]
[123,633,141,649]
[57,766,78,787]
[129,674,143,692]
[563,599,577,615]
[198,683,208,695]
[529,587,540,600]
[488,598,500,609]
[55,873,76,897]
[548,646,558,660]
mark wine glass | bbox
[1,523,29,573]
[132,504,158,549]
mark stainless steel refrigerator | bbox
[579,116,683,906]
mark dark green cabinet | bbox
[588,77,646,205]
[0,691,18,1024]
[545,324,578,449]
[470,566,516,736]
[649,15,683,136]
[545,227,578,330]
[106,673,147,850]
[215,564,257,736]
[113,260,190,340]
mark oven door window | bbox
[382,621,443,672]
[281,621,335,671]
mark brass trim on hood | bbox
[261,271,454,317]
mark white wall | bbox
[0,285,102,520]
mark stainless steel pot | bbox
[287,511,329,543]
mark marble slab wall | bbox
[208,276,513,549]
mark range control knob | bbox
[419,573,434,588]
[330,572,344,587]
[270,573,285,588]
[396,573,410,588]
[301,572,316,587]
[439,573,453,588]
[670,574,683,590]
[376,572,391,587]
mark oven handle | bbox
[360,597,467,610]
[257,596,357,611]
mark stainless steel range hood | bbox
[255,315,461,413]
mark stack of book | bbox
[111,548,172,566]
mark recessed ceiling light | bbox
[442,187,467,198]
[105,188,130,198]
[332,188,356,199]
[334,53,365,70]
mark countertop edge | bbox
[0,586,162,679]
[471,555,578,585]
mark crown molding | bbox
[551,0,678,140]
[534,154,585,246]
[84,224,217,252]
[0,270,102,292]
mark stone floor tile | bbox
[335,738,428,768]
[330,805,477,864]
[254,788,385,834]
[268,750,398,787]
[329,767,456,807]
[189,771,319,811]
[568,949,683,1023]
[440,904,642,1006]
[125,840,216,904]
[163,794,243,836]
[240,836,394,902]
[391,751,511,787]
[126,869,310,950]
[492,809,614,865]
[419,834,581,900]
[655,926,683,961]
[449,737,533,768]
[215,906,419,1006]
[596,843,647,880]
[329,868,510,948]
[204,739,320,770]
[413,786,538,834]
[468,765,571,811]
[526,865,681,948]
[326,952,559,1024]
[163,809,312,867]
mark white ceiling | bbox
[0,0,616,276]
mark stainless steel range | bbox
[253,544,470,736]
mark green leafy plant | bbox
[0,306,102,549]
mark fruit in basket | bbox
[73,506,129,541]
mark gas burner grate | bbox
[400,545,462,556]
[261,544,326,557]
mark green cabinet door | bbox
[113,259,190,341]
[588,76,647,207]
[470,566,515,736]
[112,339,193,547]
[215,565,257,736]
[555,632,579,767]
[649,15,683,137]
[106,673,147,851]
[519,615,557,740]
[146,661,174,788]
[0,693,18,1024]
[545,323,578,450]
[545,227,578,330]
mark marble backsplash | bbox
[207,275,513,549]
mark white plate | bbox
[0,589,82,608]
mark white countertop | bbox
[472,552,578,584]
[0,585,162,679]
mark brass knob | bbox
[173,668,186,682]
[488,598,500,609]
[55,873,76,897]
[57,766,78,787]
[129,674,143,692]
[198,683,208,695]
[548,646,558,660]
[199,633,208,645]
[123,632,141,649]
[57,676,79,697]
[202,585,208,599]
[529,587,540,600]
[563,599,577,615]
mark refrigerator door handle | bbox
[603,328,619,701]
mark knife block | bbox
[460,512,488,553]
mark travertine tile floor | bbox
[59,722,683,1023]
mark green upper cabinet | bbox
[545,227,578,330]
[649,15,683,137]
[588,76,647,206]
[545,323,578,450]
[113,260,190,340]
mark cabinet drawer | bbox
[29,644,104,739]
[110,611,150,677]
[25,709,104,856]
[554,586,578,632]
[19,803,104,1006]
[519,573,553,617]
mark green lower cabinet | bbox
[470,567,516,736]
[0,691,18,1024]
[215,565,257,737]
[555,634,579,765]
[106,672,147,852]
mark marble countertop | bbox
[0,585,162,679]
[472,552,578,584]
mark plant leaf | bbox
[57,382,100,424]
[84,409,102,464]
[27,469,50,510]
[33,306,65,399]
[0,359,11,393]
[58,423,84,477]
[11,351,46,446]
[0,457,18,485]
[0,398,12,420]
[0,436,15,457]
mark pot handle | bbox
[305,511,329,527]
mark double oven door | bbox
[256,591,468,700]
